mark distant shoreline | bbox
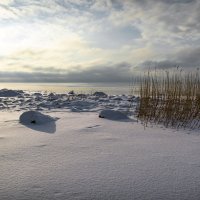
[0,82,138,95]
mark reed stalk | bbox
[137,69,200,129]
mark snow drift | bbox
[99,109,129,120]
[19,111,56,125]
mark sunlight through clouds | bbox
[0,0,199,82]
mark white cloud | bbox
[0,0,199,82]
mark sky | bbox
[0,0,199,82]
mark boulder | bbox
[93,91,107,97]
[0,89,23,97]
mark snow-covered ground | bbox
[0,89,200,200]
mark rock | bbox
[33,92,43,96]
[112,97,123,101]
[68,90,75,95]
[93,91,107,97]
[48,93,58,100]
[0,89,22,97]
[127,96,135,102]
[77,94,87,98]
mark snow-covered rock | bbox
[0,89,138,115]
[19,111,56,125]
[68,90,75,95]
[112,97,123,101]
[93,91,107,97]
[99,109,129,120]
[0,89,23,97]
[48,93,58,99]
[77,94,87,98]
[33,92,43,96]
[0,103,6,109]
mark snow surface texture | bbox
[0,111,200,200]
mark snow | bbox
[0,89,137,115]
[93,91,107,97]
[19,111,57,134]
[99,109,129,120]
[0,89,23,97]
[0,89,200,200]
[20,111,56,125]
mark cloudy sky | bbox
[0,0,199,82]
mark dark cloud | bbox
[139,47,200,70]
[176,47,200,67]
[0,62,135,82]
[132,0,195,5]
[139,60,179,70]
[159,0,196,4]
[23,65,67,73]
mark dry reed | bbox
[137,68,200,129]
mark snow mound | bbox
[0,89,23,97]
[99,109,129,120]
[19,111,56,125]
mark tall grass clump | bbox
[137,68,200,129]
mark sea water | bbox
[0,82,139,95]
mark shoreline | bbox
[0,88,138,114]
